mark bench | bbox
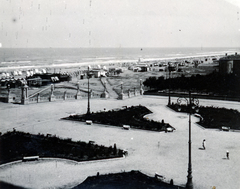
[155,172,165,181]
[123,125,130,130]
[86,120,93,125]
[221,126,230,131]
[23,156,39,162]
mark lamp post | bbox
[177,91,199,189]
[104,80,107,92]
[87,66,91,115]
[168,66,171,106]
[140,79,144,95]
[7,84,10,103]
[120,81,123,94]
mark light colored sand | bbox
[0,96,240,189]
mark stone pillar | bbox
[128,89,131,98]
[101,91,109,98]
[140,79,144,95]
[133,87,136,96]
[21,84,29,105]
[101,81,109,98]
[37,93,40,103]
[49,84,55,102]
[63,91,67,100]
[119,82,124,100]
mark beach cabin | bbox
[135,64,149,72]
[158,67,166,71]
[168,62,177,71]
[91,69,107,78]
[27,77,42,87]
[133,67,141,72]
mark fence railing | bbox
[1,88,142,104]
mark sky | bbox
[0,0,240,48]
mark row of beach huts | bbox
[0,55,223,88]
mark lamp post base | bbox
[186,176,193,189]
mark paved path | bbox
[0,96,240,189]
[100,77,119,99]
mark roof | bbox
[73,170,184,189]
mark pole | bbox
[87,66,90,114]
[186,90,193,189]
[168,69,171,106]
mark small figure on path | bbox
[226,150,229,159]
[202,139,206,150]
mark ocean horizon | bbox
[0,47,239,71]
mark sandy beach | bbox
[0,51,228,73]
[0,96,240,189]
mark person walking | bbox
[226,150,229,159]
[202,139,206,150]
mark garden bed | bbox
[63,105,174,132]
[0,131,123,165]
[168,104,240,130]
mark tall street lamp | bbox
[120,81,123,94]
[87,66,91,115]
[177,91,199,189]
[168,66,172,106]
[140,79,144,95]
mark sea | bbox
[0,47,239,71]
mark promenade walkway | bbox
[0,96,239,189]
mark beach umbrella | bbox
[26,71,30,77]
[34,69,39,74]
[1,73,6,78]
[13,71,18,76]
[42,69,46,74]
[18,71,22,75]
